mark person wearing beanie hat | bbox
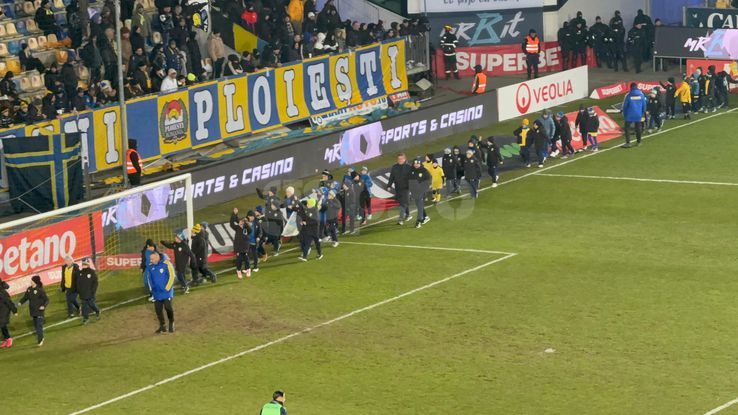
[0,279,17,348]
[60,255,81,319]
[144,252,177,334]
[297,198,323,261]
[471,64,486,95]
[140,239,159,295]
[321,189,342,247]
[18,275,49,346]
[531,120,549,167]
[645,87,663,134]
[359,166,374,221]
[426,155,445,202]
[553,111,575,159]
[514,119,532,168]
[575,104,590,150]
[660,77,677,119]
[230,208,253,279]
[160,231,197,294]
[340,175,361,235]
[442,147,460,195]
[522,28,541,79]
[191,223,217,284]
[77,258,100,324]
[409,158,431,227]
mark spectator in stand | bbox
[19,44,46,73]
[241,51,256,72]
[223,54,243,76]
[133,61,153,93]
[303,12,317,44]
[334,27,346,51]
[99,28,119,85]
[120,27,133,72]
[261,44,281,68]
[80,36,103,84]
[287,0,304,34]
[160,68,179,93]
[346,21,360,48]
[157,6,175,45]
[71,87,88,111]
[208,30,226,79]
[124,79,145,99]
[130,25,145,53]
[241,4,257,32]
[26,98,44,124]
[35,0,58,35]
[128,47,148,75]
[0,72,17,101]
[0,106,14,128]
[60,63,79,108]
[186,32,203,78]
[132,4,151,41]
[257,12,275,44]
[165,39,184,75]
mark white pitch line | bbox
[68,248,517,415]
[340,241,515,255]
[704,396,738,415]
[538,173,738,187]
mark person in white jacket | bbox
[160,68,179,93]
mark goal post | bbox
[0,173,194,295]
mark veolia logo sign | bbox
[515,83,532,113]
[497,66,588,121]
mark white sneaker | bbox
[367,214,373,219]
[333,242,339,247]
[252,268,259,273]
[422,216,430,224]
[298,256,308,262]
[495,175,499,181]
[537,164,543,168]
[317,254,324,260]
[492,183,498,188]
[406,215,412,221]
[415,223,422,229]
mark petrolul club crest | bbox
[159,99,188,144]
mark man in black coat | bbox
[387,153,412,225]
[60,256,81,319]
[18,275,49,346]
[557,22,572,70]
[571,21,588,68]
[627,24,646,73]
[191,224,216,283]
[297,199,322,261]
[463,149,482,199]
[230,208,252,279]
[77,259,100,324]
[610,18,628,72]
[485,137,503,188]
[161,232,196,293]
[554,112,575,158]
[441,147,459,195]
[257,186,284,255]
[532,120,548,168]
[0,279,17,348]
[589,16,612,69]
[409,158,431,228]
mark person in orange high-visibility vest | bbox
[522,29,541,80]
[471,65,487,94]
[127,138,143,186]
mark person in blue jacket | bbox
[145,251,176,334]
[622,82,647,148]
[359,166,374,223]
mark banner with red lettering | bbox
[2,214,104,295]
[435,41,596,78]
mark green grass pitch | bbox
[4,98,738,414]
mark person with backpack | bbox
[18,275,49,346]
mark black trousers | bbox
[624,121,643,144]
[248,245,259,268]
[1,325,10,339]
[33,316,44,343]
[300,233,322,258]
[197,264,216,281]
[129,172,141,186]
[213,57,225,78]
[154,299,174,327]
[326,218,339,242]
[525,53,539,79]
[443,55,458,76]
[235,251,250,271]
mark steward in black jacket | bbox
[160,237,197,273]
[409,159,431,227]
[76,266,98,300]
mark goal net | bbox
[0,174,193,296]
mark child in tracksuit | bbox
[427,157,445,203]
[675,77,692,119]
[359,166,373,223]
[645,89,663,133]
[246,210,262,272]
[321,190,342,247]
[586,107,600,151]
[18,275,49,346]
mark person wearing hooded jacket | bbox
[660,77,677,119]
[230,208,253,279]
[297,198,323,261]
[715,70,738,108]
[0,279,17,349]
[161,232,196,293]
[485,137,503,188]
[463,149,482,198]
[191,223,217,283]
[531,120,548,167]
[554,112,575,159]
[18,275,49,346]
[574,105,590,150]
[622,82,647,147]
[321,190,341,247]
[441,147,459,195]
[77,259,100,324]
[537,110,555,157]
[387,153,412,225]
[585,107,600,151]
[514,119,532,167]
[409,158,431,228]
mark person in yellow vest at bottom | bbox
[261,390,288,415]
[127,138,143,187]
[522,28,541,80]
[514,119,532,168]
[471,65,487,95]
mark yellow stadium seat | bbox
[77,64,89,81]
[6,59,21,74]
[0,43,9,57]
[52,0,63,10]
[55,49,67,64]
[23,2,34,16]
[124,19,131,29]
[27,36,38,50]
[33,0,41,10]
[26,19,39,33]
[19,76,32,92]
[37,35,47,49]
[30,73,42,89]
[0,26,6,38]
[46,33,58,47]
[0,61,7,76]
[5,23,16,37]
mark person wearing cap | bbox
[585,107,600,151]
[484,137,503,188]
[513,119,532,168]
[261,390,288,415]
[471,65,487,94]
[60,255,81,319]
[160,68,179,93]
[387,153,412,225]
[160,232,197,293]
[0,279,18,349]
[18,275,49,346]
[522,29,541,79]
[145,252,177,334]
[554,112,575,159]
[230,208,253,279]
[191,223,217,283]
[140,239,158,293]
[622,82,647,147]
[321,189,342,247]
[645,89,663,133]
[77,259,100,325]
[408,158,431,228]
[359,166,374,222]
[462,149,482,198]
[297,198,323,261]
[442,147,460,195]
[440,25,460,80]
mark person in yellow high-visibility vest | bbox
[471,64,487,94]
[522,28,541,79]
